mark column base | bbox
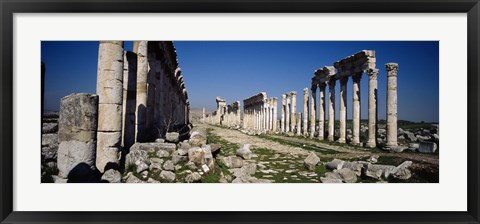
[337,138,346,144]
[318,135,324,141]
[327,135,334,141]
[365,141,376,148]
[385,142,398,147]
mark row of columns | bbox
[243,93,277,132]
[280,91,297,133]
[96,41,189,173]
[306,50,398,148]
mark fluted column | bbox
[386,63,398,147]
[310,86,316,138]
[96,41,124,173]
[352,73,362,145]
[318,84,326,140]
[338,77,348,143]
[291,92,297,133]
[303,88,309,135]
[273,98,278,131]
[285,96,290,133]
[281,94,286,133]
[366,69,378,148]
[135,41,148,142]
[328,79,336,141]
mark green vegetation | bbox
[256,134,340,155]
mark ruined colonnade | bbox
[307,50,398,148]
[243,92,277,132]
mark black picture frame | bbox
[1,0,479,223]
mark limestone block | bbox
[97,132,122,149]
[97,78,123,104]
[57,140,96,178]
[58,93,98,141]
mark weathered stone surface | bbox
[58,93,98,140]
[405,131,417,142]
[57,140,96,178]
[365,164,396,180]
[320,177,343,183]
[178,142,191,150]
[303,152,320,171]
[177,148,188,156]
[149,162,162,171]
[221,156,244,168]
[185,161,197,170]
[210,144,221,156]
[163,160,175,171]
[325,159,345,170]
[136,161,149,173]
[42,133,59,147]
[124,149,148,170]
[129,142,176,153]
[42,146,58,161]
[418,142,437,153]
[172,155,188,165]
[408,143,420,151]
[368,155,379,163]
[236,144,252,159]
[185,172,202,183]
[42,122,58,134]
[156,150,170,158]
[392,161,413,180]
[188,147,205,166]
[125,172,145,183]
[337,168,357,183]
[188,127,207,146]
[160,170,176,182]
[165,132,180,143]
[101,169,122,183]
[342,161,363,176]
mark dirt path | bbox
[204,123,438,165]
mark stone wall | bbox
[204,97,241,128]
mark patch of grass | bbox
[206,128,240,156]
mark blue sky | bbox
[41,41,439,122]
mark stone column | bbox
[273,97,278,131]
[318,84,326,140]
[338,77,348,143]
[352,73,362,145]
[266,102,270,130]
[366,69,378,148]
[202,107,206,123]
[310,86,316,138]
[386,63,399,147]
[296,112,302,136]
[328,79,336,141]
[281,94,286,133]
[303,88,308,135]
[96,41,124,173]
[291,92,297,133]
[57,93,98,178]
[122,51,137,150]
[135,41,148,142]
[285,96,290,133]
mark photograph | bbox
[41,40,439,184]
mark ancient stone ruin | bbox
[203,97,241,128]
[55,41,190,179]
[243,92,277,132]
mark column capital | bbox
[385,63,399,76]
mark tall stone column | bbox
[202,107,206,123]
[303,88,309,135]
[352,73,362,145]
[57,93,98,178]
[266,102,270,130]
[386,63,399,147]
[135,41,148,142]
[296,112,302,135]
[285,96,290,133]
[338,77,348,143]
[291,92,297,133]
[273,97,278,131]
[318,84,326,140]
[309,86,316,138]
[328,79,336,141]
[96,41,124,173]
[366,69,378,148]
[281,94,286,133]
